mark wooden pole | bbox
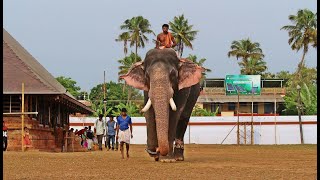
[21,83,25,152]
[65,132,68,152]
[251,81,254,145]
[104,71,106,117]
[274,88,277,145]
[297,87,304,144]
[237,91,240,145]
[244,123,247,145]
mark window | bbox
[253,102,258,113]
[228,103,236,111]
[3,95,22,113]
[264,103,274,114]
[210,103,221,114]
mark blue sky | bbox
[3,0,317,92]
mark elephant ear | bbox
[178,58,205,90]
[119,61,148,91]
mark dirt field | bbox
[3,144,317,180]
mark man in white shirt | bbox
[94,114,105,151]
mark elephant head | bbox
[120,49,204,156]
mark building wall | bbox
[3,116,59,151]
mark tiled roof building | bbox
[3,28,94,151]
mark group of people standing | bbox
[75,108,133,159]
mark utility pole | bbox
[297,85,304,144]
[21,83,25,152]
[237,91,240,145]
[274,88,277,145]
[251,81,254,145]
[103,71,107,118]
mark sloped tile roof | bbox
[3,28,94,113]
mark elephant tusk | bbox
[141,98,152,113]
[169,98,177,111]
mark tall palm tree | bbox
[238,57,267,75]
[115,32,131,56]
[118,52,142,104]
[187,54,211,82]
[281,9,317,80]
[169,14,198,58]
[228,38,264,61]
[120,16,155,61]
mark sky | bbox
[3,0,317,92]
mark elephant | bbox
[120,48,204,162]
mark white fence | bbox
[69,115,317,145]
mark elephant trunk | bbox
[152,89,169,156]
[150,70,171,156]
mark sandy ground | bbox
[3,144,317,180]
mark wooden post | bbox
[237,91,240,145]
[251,81,254,145]
[104,71,106,117]
[72,136,74,152]
[21,83,25,152]
[65,132,68,152]
[244,123,247,144]
[297,86,304,144]
[274,88,277,145]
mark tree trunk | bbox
[180,42,184,58]
[135,41,138,62]
[126,86,131,105]
[298,49,307,75]
[293,49,307,88]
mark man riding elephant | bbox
[155,24,178,57]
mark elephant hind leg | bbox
[174,83,201,161]
[174,138,185,161]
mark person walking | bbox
[116,108,133,159]
[106,114,117,151]
[86,126,94,150]
[94,114,105,151]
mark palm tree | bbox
[227,38,265,75]
[118,52,142,78]
[281,9,317,83]
[238,57,267,75]
[228,38,264,61]
[118,52,142,104]
[187,54,211,82]
[169,14,198,58]
[119,16,155,61]
[115,32,131,56]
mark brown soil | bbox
[3,144,317,180]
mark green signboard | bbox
[225,75,261,95]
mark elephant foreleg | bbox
[144,92,158,158]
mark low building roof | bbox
[3,28,94,113]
